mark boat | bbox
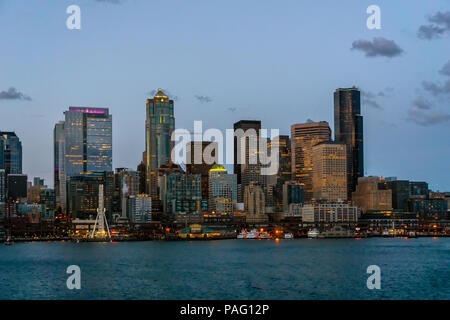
[284,232,294,239]
[307,228,319,239]
[237,229,272,239]
[4,236,14,245]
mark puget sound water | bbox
[0,238,449,300]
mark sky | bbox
[0,0,449,191]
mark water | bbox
[0,238,449,300]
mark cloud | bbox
[0,87,32,101]
[417,25,446,39]
[413,96,432,110]
[439,60,450,77]
[422,80,450,96]
[407,107,450,126]
[194,95,212,103]
[361,88,393,109]
[418,11,450,39]
[351,37,403,58]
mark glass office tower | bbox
[62,107,112,177]
[334,87,364,199]
[0,131,22,174]
[145,89,175,198]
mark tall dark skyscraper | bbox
[186,141,218,201]
[145,89,175,199]
[0,131,22,175]
[233,120,263,201]
[334,87,364,198]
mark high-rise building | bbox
[62,107,112,177]
[267,135,292,212]
[0,132,22,175]
[161,173,204,215]
[54,121,65,206]
[113,168,140,219]
[312,142,347,202]
[0,169,6,202]
[352,176,393,213]
[127,194,152,223]
[145,89,175,199]
[186,141,218,202]
[334,87,364,198]
[7,174,27,201]
[244,182,265,215]
[291,121,331,201]
[54,108,112,209]
[267,135,291,186]
[282,181,304,212]
[208,164,237,215]
[66,172,114,220]
[233,120,264,201]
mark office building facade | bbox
[145,89,175,199]
[334,87,364,198]
[291,121,331,201]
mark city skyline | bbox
[1,0,449,191]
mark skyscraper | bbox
[186,141,218,201]
[66,171,114,220]
[62,107,112,177]
[233,120,263,201]
[334,87,364,198]
[312,142,347,202]
[208,164,237,214]
[54,121,65,207]
[0,132,22,175]
[145,89,175,198]
[291,121,331,201]
[267,135,291,211]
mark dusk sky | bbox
[1,0,449,191]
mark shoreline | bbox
[1,234,449,243]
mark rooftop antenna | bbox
[91,184,111,241]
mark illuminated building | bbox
[312,143,347,202]
[302,203,360,223]
[208,164,237,215]
[61,107,112,177]
[291,121,331,201]
[145,89,175,199]
[334,87,364,198]
[54,121,65,207]
[352,176,392,213]
[0,131,22,175]
[267,135,291,211]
